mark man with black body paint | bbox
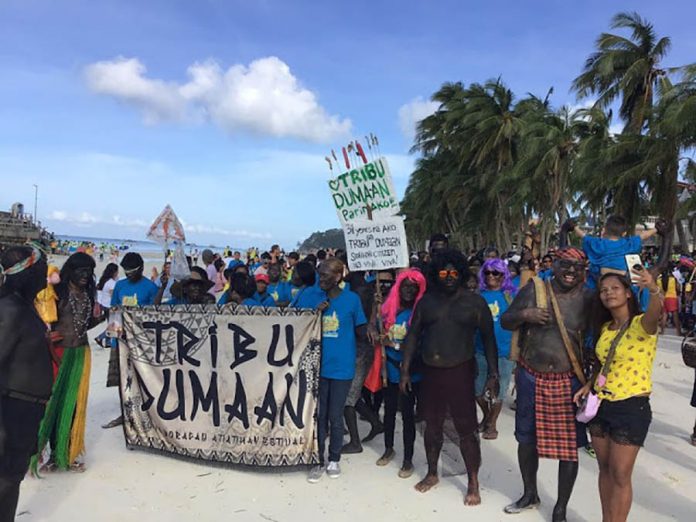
[500,248,593,522]
[400,249,499,506]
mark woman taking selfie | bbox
[574,266,661,522]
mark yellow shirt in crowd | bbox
[594,314,657,401]
[664,276,677,299]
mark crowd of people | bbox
[1,214,695,522]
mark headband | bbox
[0,245,43,278]
[555,247,587,261]
[124,265,143,275]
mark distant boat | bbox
[0,202,53,248]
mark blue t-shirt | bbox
[475,289,514,358]
[111,277,159,307]
[321,289,367,380]
[583,235,641,289]
[252,292,276,307]
[512,275,521,289]
[385,309,421,384]
[290,285,327,310]
[227,259,244,270]
[267,281,292,304]
[538,269,553,281]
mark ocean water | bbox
[55,234,246,262]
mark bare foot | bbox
[414,474,439,492]
[464,488,481,506]
[482,428,498,440]
[464,477,481,506]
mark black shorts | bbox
[588,396,652,447]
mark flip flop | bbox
[69,462,86,473]
[398,463,414,478]
[503,500,540,514]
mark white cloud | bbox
[46,209,269,240]
[84,56,351,143]
[398,97,439,140]
[181,221,271,240]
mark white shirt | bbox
[98,278,117,308]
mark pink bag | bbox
[576,392,602,423]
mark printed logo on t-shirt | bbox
[488,301,500,322]
[323,312,340,338]
[271,291,279,302]
[389,322,408,344]
[122,294,139,307]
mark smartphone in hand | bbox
[625,254,643,284]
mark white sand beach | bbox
[14,254,696,522]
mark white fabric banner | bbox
[119,305,322,467]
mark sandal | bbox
[398,461,414,479]
[69,462,86,473]
[376,448,395,466]
[39,461,57,474]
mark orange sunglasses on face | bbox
[438,269,459,279]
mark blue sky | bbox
[1,0,695,249]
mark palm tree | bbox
[572,11,672,134]
[457,79,525,249]
[513,105,583,250]
[572,11,681,225]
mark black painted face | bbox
[318,264,340,291]
[378,274,395,296]
[71,265,94,289]
[437,263,461,293]
[553,259,585,290]
[184,280,206,303]
[125,267,143,283]
[268,265,281,282]
[399,278,419,305]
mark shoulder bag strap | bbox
[596,319,631,388]
[545,280,587,384]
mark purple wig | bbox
[478,258,517,295]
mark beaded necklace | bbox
[68,290,91,339]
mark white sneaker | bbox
[307,465,325,483]
[326,461,341,479]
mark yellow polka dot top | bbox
[594,315,657,401]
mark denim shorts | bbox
[474,353,515,400]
